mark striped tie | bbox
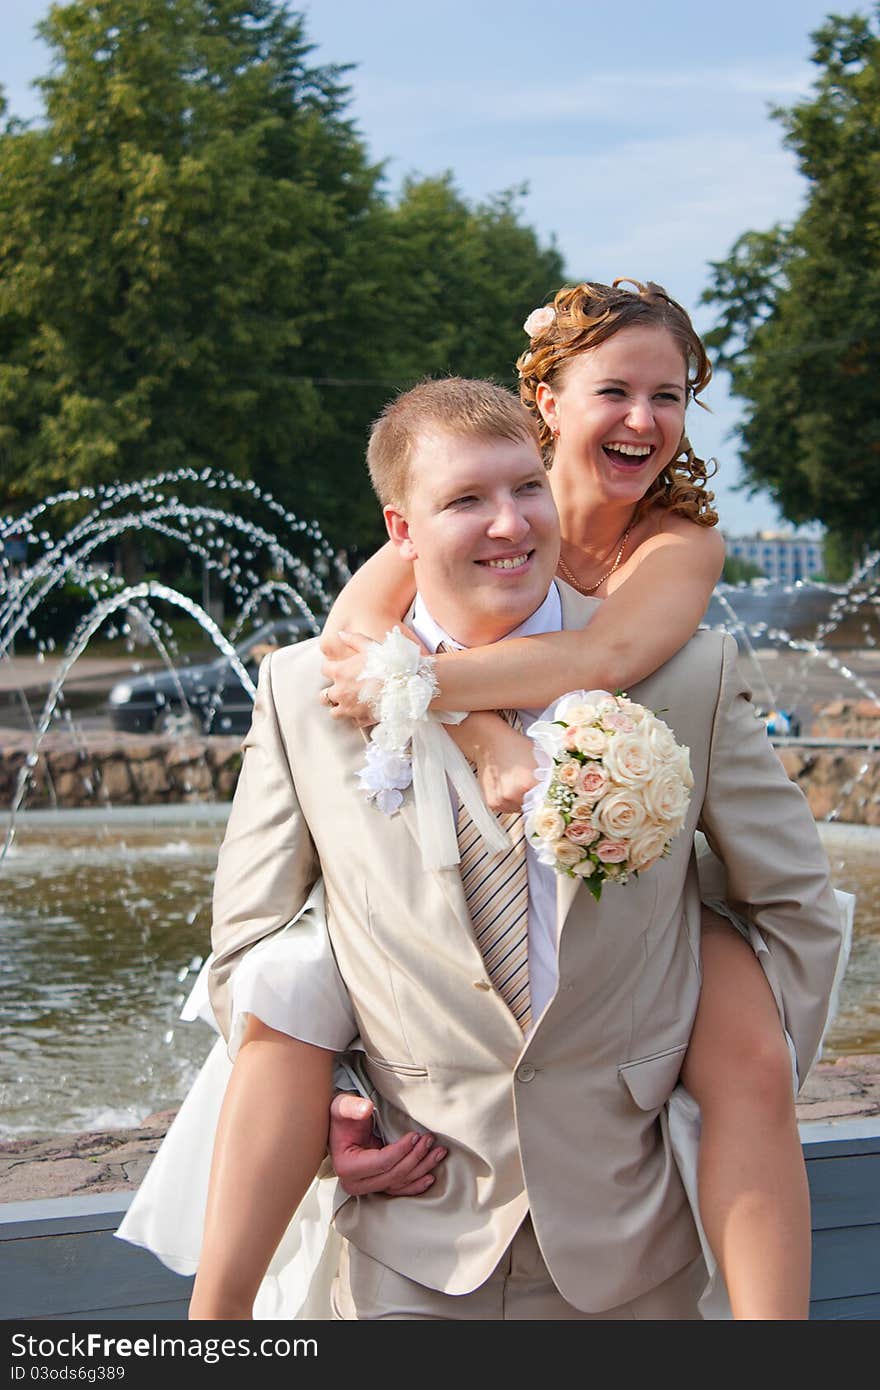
[454,707,531,1029]
[435,645,531,1027]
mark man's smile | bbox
[477,550,534,571]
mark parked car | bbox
[107,616,314,735]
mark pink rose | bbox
[595,840,628,864]
[577,765,608,801]
[566,821,598,845]
[603,712,636,733]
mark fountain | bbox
[0,470,348,1133]
[1,478,879,1137]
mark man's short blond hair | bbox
[367,376,541,510]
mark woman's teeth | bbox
[604,443,653,458]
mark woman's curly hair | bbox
[517,278,718,528]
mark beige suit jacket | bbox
[208,583,843,1313]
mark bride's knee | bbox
[688,1019,795,1123]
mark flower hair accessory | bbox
[523,689,693,902]
[523,305,555,337]
[356,627,510,871]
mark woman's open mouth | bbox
[602,442,655,466]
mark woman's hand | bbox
[321,628,432,725]
[449,711,539,815]
[320,630,375,725]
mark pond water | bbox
[0,810,877,1136]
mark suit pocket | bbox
[365,1054,429,1079]
[618,1044,688,1111]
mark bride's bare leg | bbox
[681,909,811,1320]
[189,1020,335,1319]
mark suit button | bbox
[472,980,492,991]
[516,1063,536,1083]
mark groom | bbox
[209,377,842,1318]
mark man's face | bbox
[384,430,560,647]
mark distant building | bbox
[724,530,825,583]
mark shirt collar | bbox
[411,583,562,654]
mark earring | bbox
[551,425,560,439]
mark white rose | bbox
[556,698,599,726]
[643,766,691,825]
[523,305,556,337]
[592,787,647,841]
[529,806,566,842]
[573,857,596,877]
[555,761,581,788]
[647,718,680,763]
[617,698,647,725]
[675,744,694,789]
[603,731,655,787]
[551,838,586,868]
[572,726,608,758]
[627,824,671,872]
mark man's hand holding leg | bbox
[330,1092,447,1196]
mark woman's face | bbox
[538,324,688,507]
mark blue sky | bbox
[3,0,862,535]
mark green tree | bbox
[382,175,564,384]
[0,0,389,556]
[701,7,880,572]
[0,3,565,563]
[296,176,565,556]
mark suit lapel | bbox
[395,775,475,929]
[384,602,489,943]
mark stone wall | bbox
[782,698,880,825]
[1,725,880,823]
[812,698,880,743]
[776,747,880,825]
[0,732,242,809]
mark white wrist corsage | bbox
[356,627,441,815]
[356,627,510,871]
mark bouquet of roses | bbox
[523,689,693,902]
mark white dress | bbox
[116,848,855,1320]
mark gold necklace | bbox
[557,520,635,595]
